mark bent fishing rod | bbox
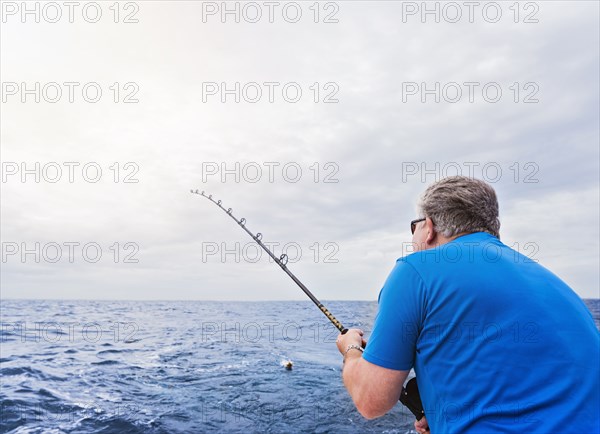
[191,189,347,334]
[191,189,424,421]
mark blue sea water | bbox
[1,299,599,434]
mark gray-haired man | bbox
[336,176,599,433]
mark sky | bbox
[1,1,598,300]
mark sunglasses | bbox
[410,218,426,235]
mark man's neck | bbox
[432,231,470,248]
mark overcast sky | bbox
[1,1,598,300]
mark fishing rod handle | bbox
[317,303,347,334]
[400,378,425,421]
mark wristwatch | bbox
[344,344,364,357]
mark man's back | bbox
[363,232,600,433]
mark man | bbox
[336,176,600,433]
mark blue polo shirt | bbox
[363,232,600,433]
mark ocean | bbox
[1,299,599,434]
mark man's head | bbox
[411,176,500,251]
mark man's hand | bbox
[415,416,430,433]
[335,328,409,419]
[336,328,367,356]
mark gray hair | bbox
[417,176,500,238]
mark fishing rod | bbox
[191,189,347,334]
[191,189,424,421]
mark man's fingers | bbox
[415,423,430,434]
[414,420,427,434]
[414,416,430,434]
[347,329,364,338]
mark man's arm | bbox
[337,329,408,419]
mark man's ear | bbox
[425,217,436,245]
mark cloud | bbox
[1,1,598,300]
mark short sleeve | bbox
[362,259,426,371]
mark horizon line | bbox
[2,297,598,302]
